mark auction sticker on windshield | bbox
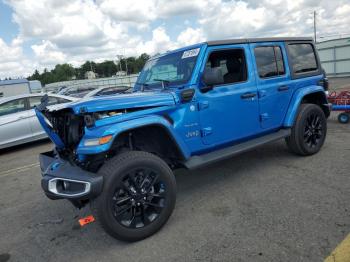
[182,48,200,59]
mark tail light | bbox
[318,77,329,91]
[318,68,329,91]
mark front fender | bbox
[283,85,327,127]
[76,115,191,159]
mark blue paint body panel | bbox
[37,40,328,165]
[67,91,176,114]
[77,114,191,159]
[196,44,261,146]
[283,84,325,126]
[35,109,65,149]
[249,42,294,130]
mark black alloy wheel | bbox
[286,103,327,156]
[111,168,166,229]
[303,113,323,148]
[92,151,176,242]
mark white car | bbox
[0,94,77,149]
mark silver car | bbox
[57,85,98,98]
[0,94,77,149]
[84,86,132,98]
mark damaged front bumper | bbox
[40,151,103,203]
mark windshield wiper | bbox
[119,86,133,93]
[153,79,170,90]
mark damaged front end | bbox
[35,94,86,153]
[36,95,104,207]
[35,92,177,207]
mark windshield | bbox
[137,47,200,89]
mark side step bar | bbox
[183,129,291,170]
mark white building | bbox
[316,37,350,77]
[115,71,127,77]
[84,71,97,79]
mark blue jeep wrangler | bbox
[36,37,330,241]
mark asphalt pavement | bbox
[0,112,349,262]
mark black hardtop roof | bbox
[207,37,313,46]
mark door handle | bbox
[241,93,256,99]
[278,85,289,91]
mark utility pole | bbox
[125,58,128,76]
[89,61,93,72]
[120,50,128,75]
[313,10,317,43]
[116,55,123,72]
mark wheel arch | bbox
[89,114,191,167]
[301,91,330,117]
[110,123,189,165]
[77,115,191,164]
[284,86,330,127]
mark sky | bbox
[0,0,349,79]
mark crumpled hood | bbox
[64,91,177,114]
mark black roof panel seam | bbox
[206,37,313,46]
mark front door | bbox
[197,45,260,146]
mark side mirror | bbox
[201,67,223,91]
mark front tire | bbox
[91,151,176,242]
[286,103,327,156]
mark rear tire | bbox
[338,112,350,124]
[286,103,327,156]
[91,151,176,242]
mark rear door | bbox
[0,98,32,147]
[250,42,293,130]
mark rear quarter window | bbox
[57,98,70,103]
[288,43,318,74]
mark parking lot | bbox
[0,111,349,262]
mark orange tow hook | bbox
[78,215,95,227]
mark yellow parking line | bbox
[325,234,350,262]
[0,163,39,178]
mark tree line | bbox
[28,53,150,85]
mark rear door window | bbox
[29,96,42,109]
[47,97,70,105]
[287,43,318,74]
[56,97,70,103]
[254,46,285,78]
